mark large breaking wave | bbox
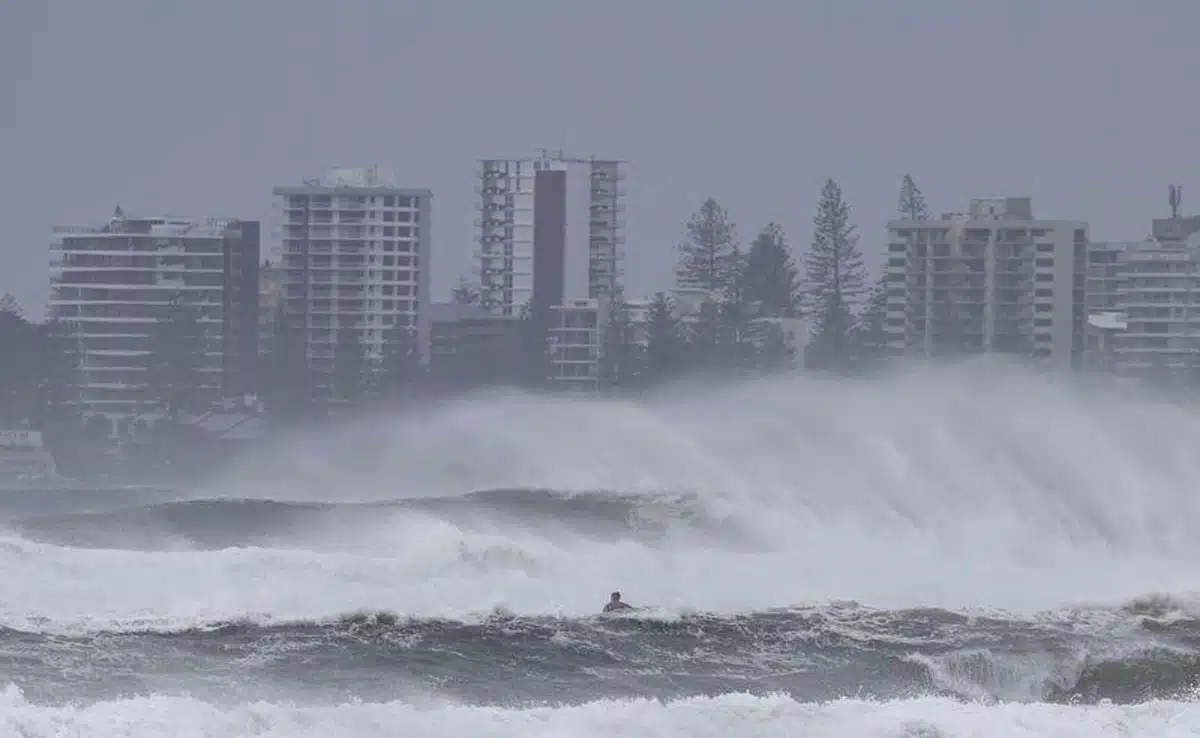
[5,361,1200,734]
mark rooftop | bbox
[273,167,432,196]
[53,208,241,238]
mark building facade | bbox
[272,167,433,395]
[475,152,625,316]
[257,259,285,356]
[1107,217,1200,375]
[428,302,523,388]
[48,209,260,419]
[474,151,625,388]
[885,197,1087,366]
[1085,241,1132,314]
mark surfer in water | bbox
[603,591,633,613]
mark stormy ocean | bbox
[4,365,1200,736]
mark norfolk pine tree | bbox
[39,319,82,425]
[676,199,739,295]
[146,296,206,418]
[378,321,424,397]
[854,276,891,369]
[0,295,40,424]
[600,302,643,390]
[644,293,686,385]
[262,305,314,422]
[741,222,801,318]
[803,179,868,371]
[898,174,930,221]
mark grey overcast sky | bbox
[2,0,1198,320]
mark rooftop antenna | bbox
[1170,184,1183,219]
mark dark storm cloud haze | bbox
[2,0,1197,318]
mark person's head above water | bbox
[610,591,622,602]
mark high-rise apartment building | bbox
[48,209,260,418]
[475,152,625,315]
[272,168,433,387]
[1106,217,1200,375]
[1085,241,1133,313]
[474,152,625,390]
[885,197,1087,366]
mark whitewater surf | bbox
[4,363,1200,736]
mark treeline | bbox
[257,307,425,422]
[601,177,887,389]
[0,297,116,474]
[452,175,934,390]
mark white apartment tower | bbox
[475,152,625,390]
[1107,217,1200,375]
[272,168,433,384]
[475,152,625,315]
[885,197,1087,366]
[48,209,261,418]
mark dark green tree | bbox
[643,293,686,385]
[741,223,800,318]
[803,178,868,371]
[753,320,797,373]
[518,300,552,389]
[600,302,643,390]
[0,296,40,424]
[854,275,891,368]
[718,298,756,371]
[378,322,424,396]
[451,276,482,306]
[683,297,752,375]
[146,297,207,418]
[898,174,930,220]
[685,298,723,370]
[261,305,312,422]
[39,319,83,425]
[676,198,739,294]
[0,293,24,320]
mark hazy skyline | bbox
[3,0,1198,319]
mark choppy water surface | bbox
[4,366,1200,736]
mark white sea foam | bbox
[0,685,1197,738]
[7,361,1200,632]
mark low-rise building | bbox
[428,302,523,389]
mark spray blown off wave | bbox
[5,363,1200,734]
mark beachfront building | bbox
[474,151,626,389]
[272,167,433,398]
[48,208,260,420]
[885,196,1088,367]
